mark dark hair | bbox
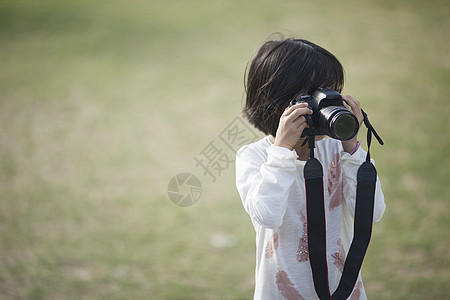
[243,38,345,137]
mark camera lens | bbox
[318,106,359,140]
[330,112,359,140]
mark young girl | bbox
[236,38,386,299]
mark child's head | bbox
[243,37,344,137]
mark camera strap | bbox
[304,111,383,300]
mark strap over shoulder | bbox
[303,109,383,299]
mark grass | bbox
[0,0,449,299]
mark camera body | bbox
[290,88,359,141]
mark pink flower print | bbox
[328,153,343,210]
[350,281,363,300]
[265,232,279,259]
[276,270,305,300]
[297,214,309,263]
[331,238,346,273]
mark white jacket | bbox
[236,136,386,300]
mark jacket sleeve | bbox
[340,146,386,222]
[236,145,298,229]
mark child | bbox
[236,37,386,299]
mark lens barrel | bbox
[318,106,359,140]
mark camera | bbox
[290,88,359,141]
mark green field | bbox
[0,0,449,299]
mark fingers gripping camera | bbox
[290,88,359,141]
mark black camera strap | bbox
[304,111,383,300]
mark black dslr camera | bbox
[290,88,359,141]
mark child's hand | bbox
[341,95,364,153]
[273,103,313,150]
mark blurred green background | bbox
[0,0,449,299]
